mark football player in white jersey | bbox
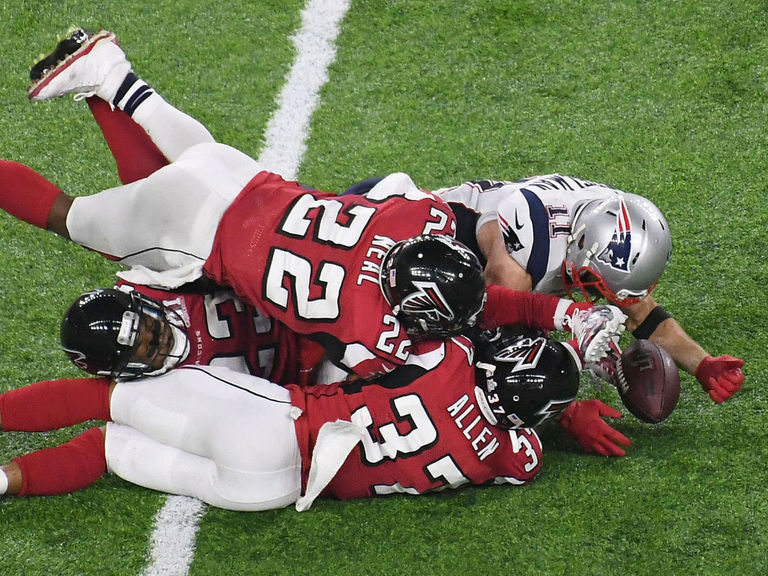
[430,175,743,404]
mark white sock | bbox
[112,72,155,115]
[111,72,215,161]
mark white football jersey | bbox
[435,175,622,295]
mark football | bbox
[616,340,680,423]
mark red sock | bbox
[14,427,107,496]
[0,378,111,431]
[0,159,63,229]
[87,97,168,184]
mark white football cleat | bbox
[570,305,627,364]
[29,28,131,102]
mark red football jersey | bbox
[288,337,542,500]
[120,281,316,384]
[204,172,456,378]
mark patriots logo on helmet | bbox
[399,280,455,321]
[494,337,546,373]
[597,197,633,273]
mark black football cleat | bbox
[30,27,90,82]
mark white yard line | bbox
[141,1,351,575]
[258,0,352,181]
[140,496,207,576]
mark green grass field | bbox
[1,1,767,574]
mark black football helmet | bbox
[379,234,486,338]
[473,326,580,429]
[60,288,190,380]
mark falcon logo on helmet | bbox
[473,327,580,430]
[494,336,546,373]
[535,399,576,422]
[379,234,486,338]
[66,349,90,373]
[597,198,633,273]
[399,280,455,321]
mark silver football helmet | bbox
[562,193,671,305]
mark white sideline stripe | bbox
[141,1,351,576]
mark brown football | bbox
[617,340,680,423]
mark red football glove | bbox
[695,355,744,403]
[558,399,631,457]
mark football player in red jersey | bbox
[0,327,604,509]
[5,30,477,380]
[6,28,628,462]
[3,29,626,381]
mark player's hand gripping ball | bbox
[616,340,680,423]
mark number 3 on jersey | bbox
[351,394,472,493]
[352,392,540,495]
[352,394,438,464]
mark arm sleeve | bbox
[480,285,570,331]
[0,377,111,431]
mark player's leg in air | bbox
[0,33,265,284]
[29,28,217,183]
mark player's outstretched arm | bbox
[624,295,744,403]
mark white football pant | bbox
[66,142,264,288]
[105,365,301,511]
